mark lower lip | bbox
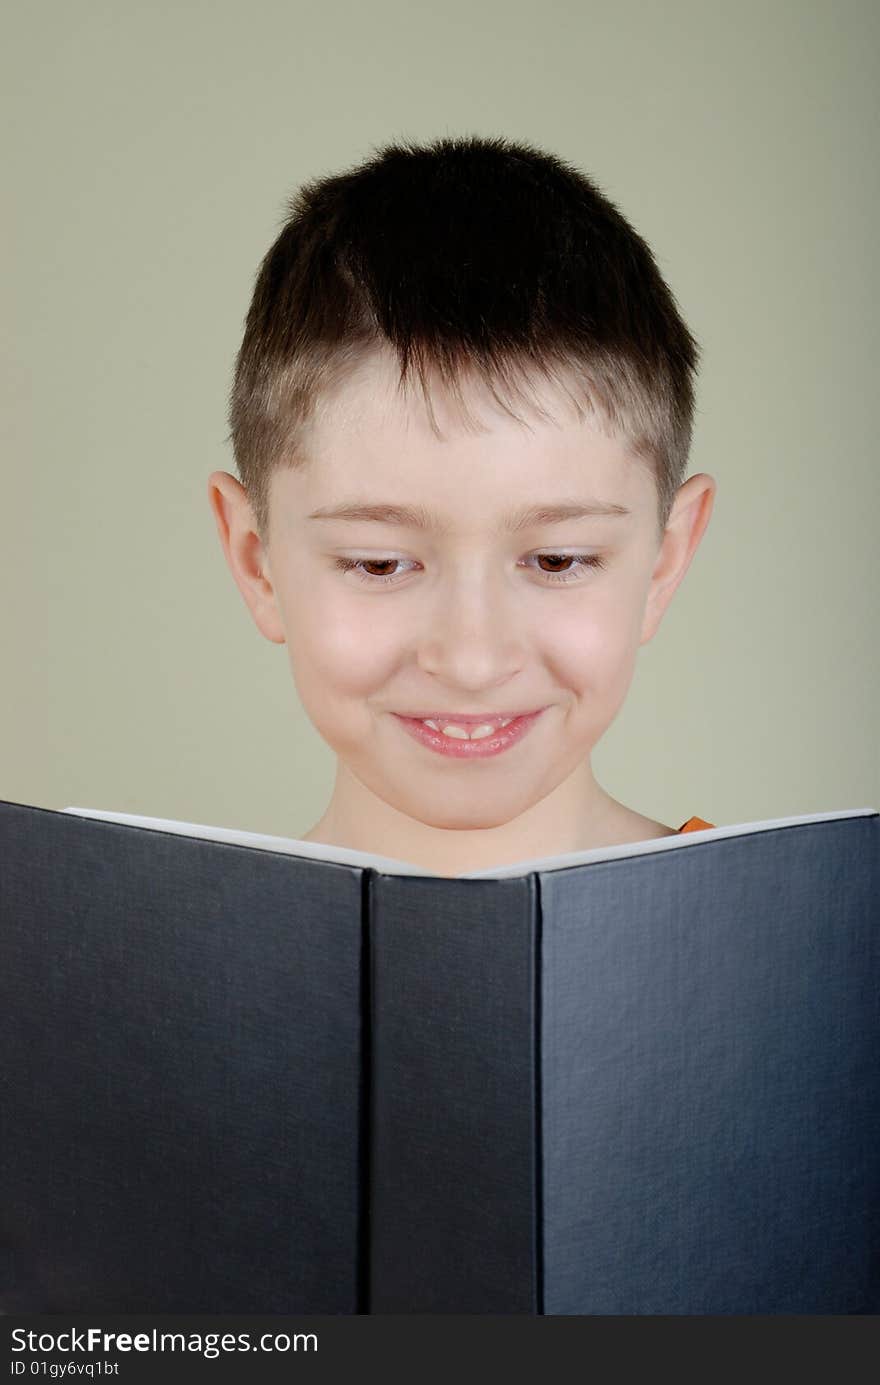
[392,710,546,759]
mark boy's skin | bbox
[208,345,715,877]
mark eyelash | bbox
[332,553,607,586]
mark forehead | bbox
[280,345,652,519]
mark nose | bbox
[414,568,526,688]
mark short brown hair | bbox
[227,134,700,546]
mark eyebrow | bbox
[306,498,632,532]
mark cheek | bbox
[539,598,641,697]
[285,593,396,702]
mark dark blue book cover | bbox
[1,800,877,1312]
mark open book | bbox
[1,798,877,1313]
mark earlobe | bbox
[206,471,287,646]
[639,592,665,646]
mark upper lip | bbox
[395,709,543,724]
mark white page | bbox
[61,806,435,876]
[62,805,877,879]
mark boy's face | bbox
[210,347,714,864]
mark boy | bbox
[208,135,716,877]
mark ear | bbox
[640,474,716,645]
[206,471,286,645]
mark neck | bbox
[300,760,666,876]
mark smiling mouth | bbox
[393,709,544,725]
[391,708,547,755]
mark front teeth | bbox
[422,718,514,739]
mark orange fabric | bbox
[677,816,715,833]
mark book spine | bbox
[368,872,541,1313]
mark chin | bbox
[405,802,526,833]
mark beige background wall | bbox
[3,0,878,839]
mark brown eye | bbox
[333,556,416,584]
[536,554,574,573]
[530,553,606,584]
